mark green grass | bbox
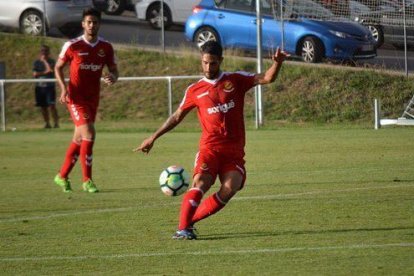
[1,126,414,275]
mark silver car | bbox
[135,0,199,29]
[0,0,92,37]
[93,0,138,15]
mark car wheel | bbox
[59,25,83,38]
[300,36,324,63]
[147,3,172,29]
[105,0,126,15]
[20,10,45,36]
[194,27,219,48]
[367,25,384,48]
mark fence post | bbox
[374,98,381,130]
[167,77,172,116]
[1,80,5,132]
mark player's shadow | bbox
[198,225,414,241]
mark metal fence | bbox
[275,0,413,74]
[0,76,202,132]
[146,0,413,74]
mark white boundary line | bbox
[1,243,413,262]
[234,183,414,201]
[1,183,413,223]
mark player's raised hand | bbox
[272,47,290,63]
[133,137,154,154]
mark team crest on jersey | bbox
[97,49,106,57]
[83,113,89,120]
[200,163,209,171]
[223,81,234,93]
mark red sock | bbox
[191,193,226,225]
[178,188,203,230]
[80,139,94,182]
[59,141,81,179]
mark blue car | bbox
[185,0,377,63]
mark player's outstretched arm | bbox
[133,108,190,154]
[254,47,290,85]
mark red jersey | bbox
[58,36,116,106]
[180,72,256,151]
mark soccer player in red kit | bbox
[135,41,288,239]
[54,8,118,193]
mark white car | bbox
[0,0,92,37]
[93,0,138,15]
[135,0,199,29]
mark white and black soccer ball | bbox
[159,165,190,196]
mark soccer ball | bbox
[159,165,190,196]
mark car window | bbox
[220,0,254,12]
[288,0,335,20]
[262,0,284,17]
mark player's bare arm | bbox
[55,58,68,104]
[134,108,190,154]
[254,47,290,85]
[103,64,119,85]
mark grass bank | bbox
[1,32,414,128]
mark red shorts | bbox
[67,102,97,126]
[193,147,246,188]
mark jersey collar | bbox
[81,35,101,47]
[202,71,224,85]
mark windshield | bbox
[264,0,336,20]
[288,0,336,19]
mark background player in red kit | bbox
[54,8,118,193]
[135,41,289,239]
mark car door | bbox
[381,10,402,44]
[0,0,32,28]
[259,0,283,52]
[391,4,414,46]
[173,0,200,24]
[213,0,257,49]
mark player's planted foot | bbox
[54,174,72,193]
[82,179,99,193]
[172,229,197,240]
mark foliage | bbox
[1,33,414,125]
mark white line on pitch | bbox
[0,183,413,223]
[234,183,414,201]
[1,242,413,262]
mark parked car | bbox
[134,0,199,29]
[0,0,92,37]
[185,0,376,63]
[93,0,137,15]
[354,2,414,49]
[349,0,399,18]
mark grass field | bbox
[1,126,414,275]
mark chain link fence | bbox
[269,0,414,49]
[253,0,413,74]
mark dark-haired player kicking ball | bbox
[135,41,289,239]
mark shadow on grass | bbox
[199,225,414,241]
